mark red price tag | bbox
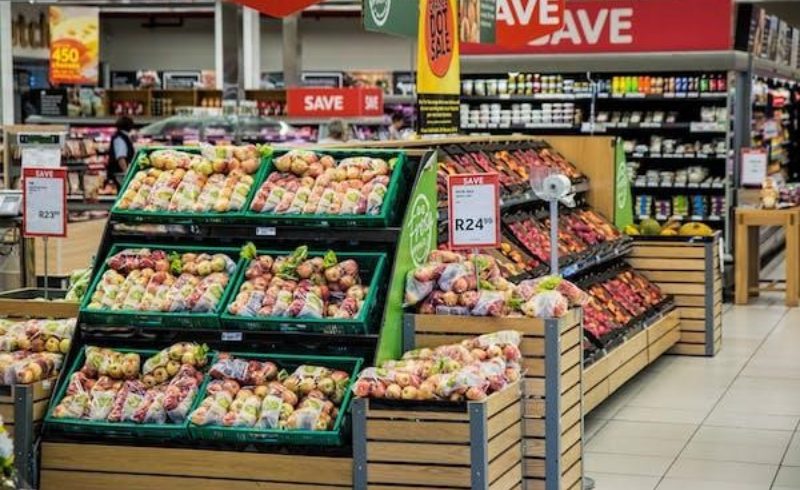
[22,168,67,238]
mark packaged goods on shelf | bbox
[0,318,75,384]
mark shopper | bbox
[319,119,349,144]
[107,116,135,189]
[387,112,406,140]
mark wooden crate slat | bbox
[368,463,471,488]
[680,319,707,332]
[660,283,706,295]
[630,246,705,258]
[679,331,708,344]
[522,457,544,478]
[560,344,582,375]
[608,350,649,393]
[40,470,350,490]
[583,378,609,414]
[583,356,609,391]
[637,270,706,283]
[561,326,582,353]
[669,343,709,355]
[628,258,706,271]
[649,325,681,361]
[41,443,352,485]
[561,460,582,489]
[488,401,522,439]
[486,382,523,416]
[367,409,467,422]
[0,378,55,403]
[674,295,707,307]
[489,462,523,490]
[0,399,48,424]
[647,311,680,342]
[488,444,523,483]
[488,421,523,462]
[366,419,470,443]
[522,419,580,458]
[523,418,544,439]
[367,441,470,465]
[561,403,581,436]
[561,421,581,454]
[561,440,581,474]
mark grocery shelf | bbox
[596,92,728,101]
[583,122,727,133]
[462,123,578,131]
[631,184,726,193]
[500,180,590,209]
[636,214,724,223]
[561,238,634,279]
[626,152,728,160]
[26,116,161,126]
[460,93,593,102]
[461,50,751,74]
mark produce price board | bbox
[22,167,67,238]
[447,173,501,249]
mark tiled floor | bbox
[584,290,800,489]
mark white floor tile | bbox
[584,452,673,477]
[586,433,686,458]
[656,478,767,490]
[613,405,708,425]
[704,408,799,431]
[665,458,778,485]
[775,466,800,487]
[587,472,660,490]
[783,433,800,466]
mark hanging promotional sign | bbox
[459,0,498,43]
[286,87,384,117]
[463,0,732,54]
[229,0,323,17]
[416,0,461,135]
[363,0,418,37]
[22,168,67,238]
[448,173,501,249]
[48,6,99,85]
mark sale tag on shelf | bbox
[22,168,67,238]
[447,173,501,250]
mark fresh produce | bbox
[86,247,236,313]
[189,354,351,431]
[353,330,522,402]
[0,351,62,384]
[250,150,394,216]
[405,251,584,319]
[65,267,92,302]
[584,268,666,330]
[117,145,265,213]
[226,245,370,320]
[51,343,208,424]
[0,318,75,354]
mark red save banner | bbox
[286,88,384,117]
[227,0,322,17]
[463,0,733,54]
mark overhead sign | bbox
[741,148,768,187]
[228,0,323,17]
[448,173,501,249]
[459,0,498,44]
[286,87,384,117]
[363,0,418,38]
[49,6,99,85]
[22,168,67,238]
[416,0,461,135]
[463,0,732,54]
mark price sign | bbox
[740,148,768,187]
[447,173,500,249]
[22,168,67,238]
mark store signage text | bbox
[286,88,383,117]
[463,0,732,54]
[448,173,501,250]
[22,168,67,238]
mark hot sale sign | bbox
[22,168,67,238]
[448,173,501,250]
[463,0,733,54]
[286,87,383,117]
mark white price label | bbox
[741,148,768,187]
[23,168,66,238]
[447,174,501,250]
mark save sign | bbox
[448,173,501,250]
[22,168,67,238]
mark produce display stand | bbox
[352,381,523,489]
[403,310,583,490]
[583,309,680,413]
[4,378,55,488]
[39,146,441,489]
[630,233,723,356]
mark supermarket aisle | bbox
[584,294,800,490]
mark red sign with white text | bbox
[22,167,67,238]
[228,0,322,17]
[463,0,733,54]
[286,88,384,118]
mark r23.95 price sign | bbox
[23,168,67,238]
[447,173,501,250]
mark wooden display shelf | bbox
[404,310,583,490]
[630,234,722,356]
[352,381,522,489]
[40,442,352,490]
[0,288,77,318]
[584,309,680,414]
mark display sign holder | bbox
[22,168,67,299]
[741,147,769,187]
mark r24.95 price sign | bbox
[23,168,67,238]
[447,173,501,250]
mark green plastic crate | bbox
[110,146,271,224]
[219,249,387,334]
[79,243,244,329]
[243,149,407,227]
[44,347,200,440]
[188,352,362,446]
